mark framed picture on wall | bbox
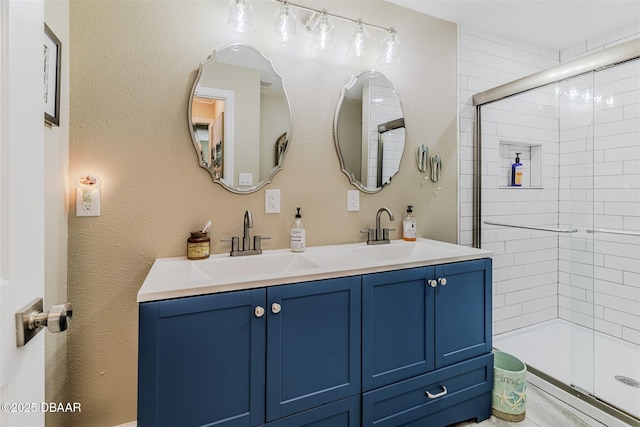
[44,23,61,126]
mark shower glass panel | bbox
[479,58,640,421]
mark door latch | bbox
[15,298,73,347]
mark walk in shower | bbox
[473,39,640,425]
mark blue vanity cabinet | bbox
[362,266,436,391]
[138,288,267,427]
[265,277,361,422]
[362,258,493,426]
[434,259,492,368]
[259,396,360,427]
[138,276,361,427]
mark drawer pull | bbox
[427,279,437,288]
[271,303,282,314]
[255,306,265,318]
[438,277,447,286]
[425,386,448,399]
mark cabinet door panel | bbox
[260,396,360,427]
[138,289,266,427]
[266,277,361,421]
[435,259,492,368]
[362,267,435,391]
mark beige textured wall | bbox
[44,1,69,427]
[68,1,457,425]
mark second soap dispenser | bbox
[290,207,306,252]
[402,205,417,241]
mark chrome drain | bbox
[615,376,640,388]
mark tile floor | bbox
[449,382,606,427]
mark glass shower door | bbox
[557,71,595,397]
[589,58,640,418]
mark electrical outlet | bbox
[76,188,101,217]
[265,189,280,213]
[347,190,359,212]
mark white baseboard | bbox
[113,422,136,427]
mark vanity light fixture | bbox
[346,19,369,60]
[262,0,399,64]
[226,0,254,35]
[272,0,298,46]
[307,10,335,52]
[378,28,400,67]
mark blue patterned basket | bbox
[492,350,527,422]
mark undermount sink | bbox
[191,251,320,280]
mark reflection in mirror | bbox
[334,70,405,193]
[189,44,291,193]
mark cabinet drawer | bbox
[362,353,493,426]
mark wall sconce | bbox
[231,0,400,65]
[76,174,102,217]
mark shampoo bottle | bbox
[511,153,523,187]
[290,207,305,252]
[402,205,417,241]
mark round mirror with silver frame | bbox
[188,44,292,193]
[334,70,405,193]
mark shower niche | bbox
[498,140,543,188]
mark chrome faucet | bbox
[222,210,270,256]
[242,210,253,252]
[362,207,395,245]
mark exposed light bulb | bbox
[226,0,254,35]
[272,1,297,46]
[347,20,369,60]
[310,11,335,52]
[378,28,400,67]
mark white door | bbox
[0,1,46,426]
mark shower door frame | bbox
[471,39,640,426]
[472,38,640,248]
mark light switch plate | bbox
[347,190,359,211]
[265,189,280,213]
[239,173,253,186]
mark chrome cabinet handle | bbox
[255,306,265,318]
[271,303,282,314]
[428,279,437,288]
[438,277,447,286]
[425,386,448,399]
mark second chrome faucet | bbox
[362,207,395,245]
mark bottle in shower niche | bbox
[402,205,417,241]
[290,207,305,252]
[511,153,523,187]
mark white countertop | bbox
[137,238,492,302]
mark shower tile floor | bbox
[493,319,640,419]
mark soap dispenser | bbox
[402,205,417,241]
[511,153,523,187]
[290,207,305,252]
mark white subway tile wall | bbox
[458,25,640,344]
